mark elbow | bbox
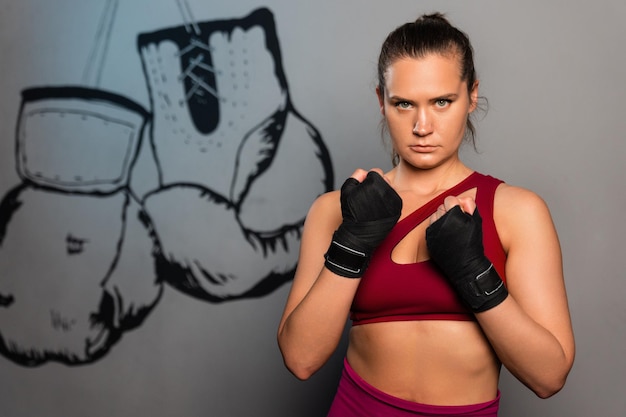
[532,377,567,399]
[284,360,318,381]
[279,348,321,381]
[530,358,575,399]
[277,335,322,381]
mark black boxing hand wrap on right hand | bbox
[324,172,402,278]
[426,206,508,312]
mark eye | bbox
[394,100,412,109]
[435,99,452,108]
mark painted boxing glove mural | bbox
[138,8,333,300]
[0,3,333,368]
[0,87,163,366]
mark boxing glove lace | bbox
[426,206,508,312]
[324,172,402,278]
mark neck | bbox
[389,159,473,197]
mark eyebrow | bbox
[431,93,459,101]
[387,93,459,102]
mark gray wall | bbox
[0,0,624,416]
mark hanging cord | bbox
[176,0,201,35]
[82,0,119,86]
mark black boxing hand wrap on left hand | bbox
[425,206,508,312]
[324,172,402,278]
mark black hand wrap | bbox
[426,206,508,312]
[324,172,402,278]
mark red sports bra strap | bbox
[396,172,482,235]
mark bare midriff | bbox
[347,320,501,406]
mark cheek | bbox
[440,110,469,135]
[386,115,410,137]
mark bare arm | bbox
[277,168,402,380]
[476,185,575,398]
[277,191,359,380]
[430,186,575,398]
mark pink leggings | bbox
[327,359,500,417]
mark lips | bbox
[409,144,438,153]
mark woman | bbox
[277,13,575,416]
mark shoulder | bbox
[292,190,343,281]
[494,183,549,213]
[303,190,342,234]
[492,183,557,252]
[308,190,341,218]
[494,183,548,220]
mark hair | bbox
[377,13,486,165]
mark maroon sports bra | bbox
[350,172,507,325]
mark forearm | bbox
[278,270,359,380]
[477,296,574,398]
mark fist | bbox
[430,195,477,224]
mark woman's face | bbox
[377,53,478,170]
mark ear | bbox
[468,80,479,113]
[375,85,385,115]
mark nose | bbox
[412,110,433,137]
